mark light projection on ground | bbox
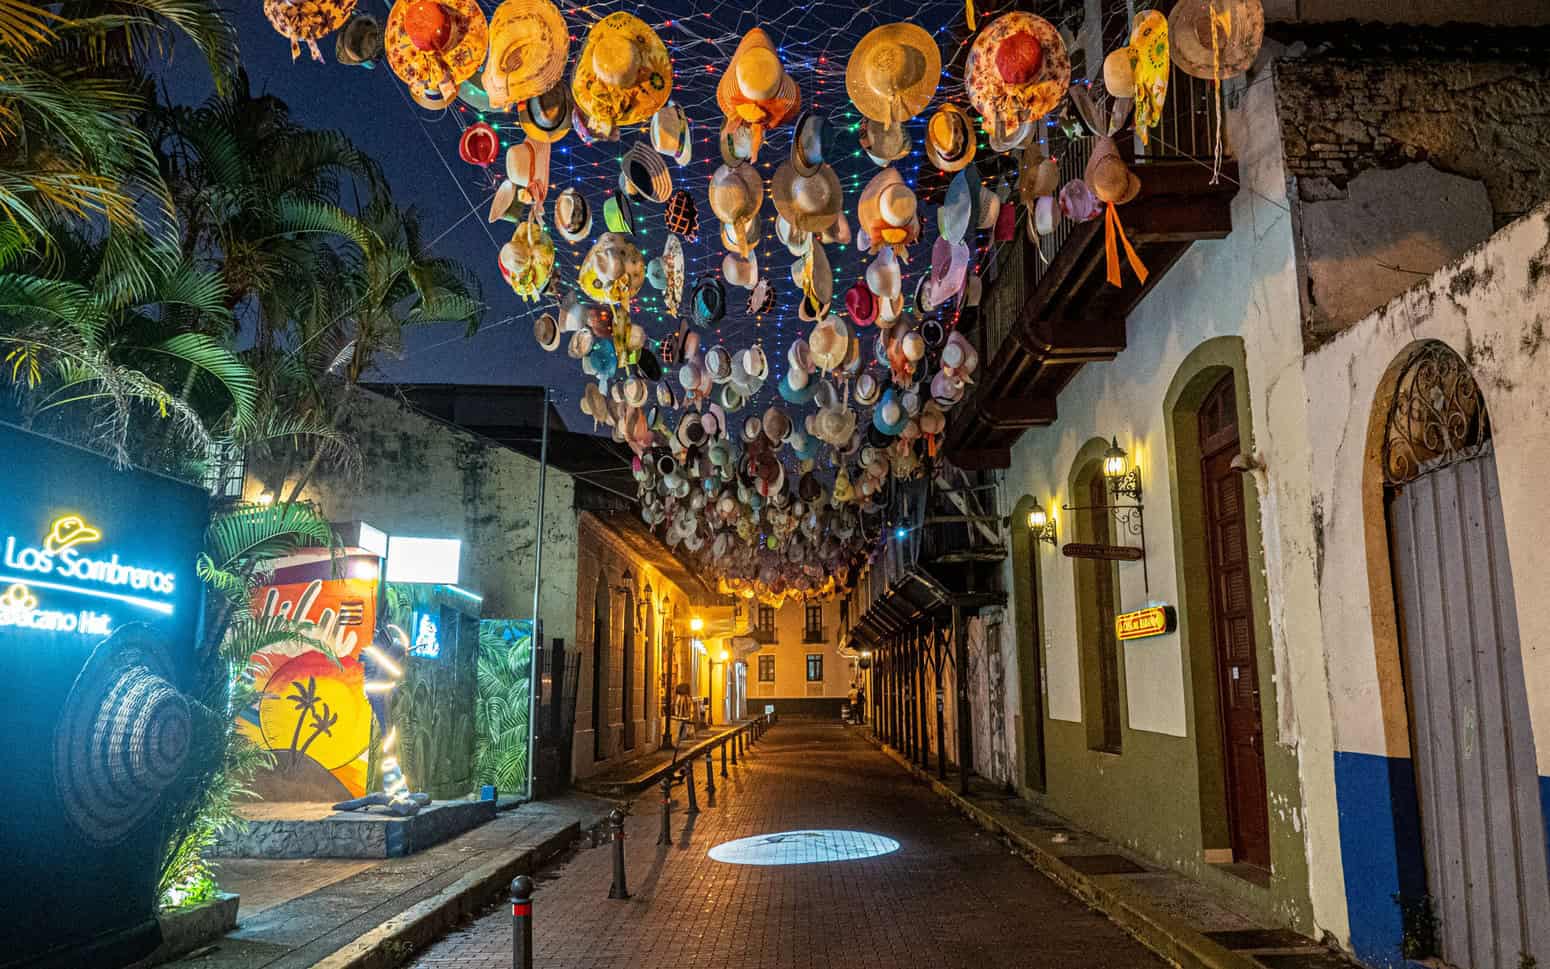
[707,830,900,866]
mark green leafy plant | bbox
[475,622,532,795]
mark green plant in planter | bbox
[156,500,334,908]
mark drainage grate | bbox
[1060,853,1148,875]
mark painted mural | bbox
[384,582,479,798]
[476,619,533,796]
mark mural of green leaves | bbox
[476,620,533,797]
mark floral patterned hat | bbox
[571,12,673,136]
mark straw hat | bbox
[717,28,801,162]
[769,160,842,234]
[846,23,941,128]
[650,102,693,166]
[570,12,673,134]
[762,407,792,443]
[568,327,594,359]
[865,246,902,300]
[809,315,850,372]
[821,211,852,246]
[1103,47,1137,99]
[622,141,673,203]
[788,338,814,374]
[795,241,833,321]
[459,122,499,166]
[721,214,762,256]
[661,233,685,316]
[335,14,384,67]
[267,0,357,62]
[857,167,919,251]
[723,250,759,290]
[925,103,977,173]
[938,169,973,244]
[386,0,489,107]
[709,163,764,227]
[578,232,645,305]
[519,81,573,142]
[964,12,1070,144]
[553,187,591,242]
[791,111,832,177]
[505,138,551,205]
[499,221,555,300]
[1086,136,1140,205]
[1170,0,1263,79]
[854,371,882,405]
[859,119,911,166]
[739,345,769,382]
[481,0,568,110]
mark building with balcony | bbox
[743,597,856,719]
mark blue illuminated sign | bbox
[410,608,442,658]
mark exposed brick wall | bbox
[1276,50,1550,227]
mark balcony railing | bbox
[802,627,826,644]
[752,627,777,644]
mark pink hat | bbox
[845,283,879,326]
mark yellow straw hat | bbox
[716,28,801,161]
[571,12,673,135]
[480,0,568,110]
[385,0,489,108]
[845,23,941,128]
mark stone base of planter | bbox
[209,799,497,859]
[128,893,239,969]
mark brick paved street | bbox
[411,723,1165,969]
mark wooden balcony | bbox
[944,75,1239,470]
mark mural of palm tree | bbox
[286,677,322,755]
[297,702,338,759]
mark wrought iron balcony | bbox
[945,68,1239,469]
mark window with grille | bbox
[806,654,823,682]
[758,654,775,683]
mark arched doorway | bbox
[1070,452,1123,754]
[592,575,610,762]
[643,586,654,745]
[1008,494,1047,792]
[622,589,635,750]
[1381,341,1549,966]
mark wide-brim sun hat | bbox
[578,231,645,305]
[846,22,942,128]
[965,12,1071,143]
[481,0,569,110]
[505,138,551,204]
[267,0,356,61]
[1170,0,1263,80]
[386,0,489,107]
[926,236,970,305]
[717,28,801,162]
[857,167,918,250]
[571,11,673,134]
[865,246,902,299]
[622,141,673,203]
[846,282,878,326]
[925,102,977,173]
[723,250,759,290]
[769,160,842,233]
[859,118,911,166]
[500,220,556,299]
[709,162,764,226]
[795,241,833,321]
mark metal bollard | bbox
[720,739,729,777]
[656,773,672,846]
[607,808,630,899]
[510,875,534,969]
[705,749,716,796]
[684,758,700,815]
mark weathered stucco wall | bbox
[999,66,1343,938]
[748,599,853,703]
[247,390,579,651]
[1303,203,1550,966]
[1276,38,1550,346]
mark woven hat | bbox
[650,102,693,166]
[267,0,358,61]
[519,81,573,142]
[662,233,685,316]
[1103,47,1137,99]
[499,220,555,300]
[664,189,699,238]
[505,138,551,204]
[779,370,817,405]
[739,344,769,381]
[459,122,499,166]
[54,627,194,844]
[717,28,801,163]
[1170,0,1262,79]
[986,119,1036,153]
[533,311,561,351]
[705,345,734,382]
[791,111,832,177]
[1086,135,1140,205]
[721,213,762,255]
[965,12,1070,144]
[386,0,489,107]
[925,103,977,173]
[788,337,814,374]
[809,315,850,372]
[622,141,672,203]
[846,23,941,128]
[857,167,919,250]
[723,250,758,290]
[571,12,673,135]
[481,0,568,110]
[769,160,842,233]
[578,232,645,305]
[604,188,635,235]
[709,163,764,226]
[692,276,727,326]
[795,240,833,321]
[554,187,592,242]
[854,371,881,405]
[821,210,852,246]
[335,14,383,66]
[859,119,911,166]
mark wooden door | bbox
[622,592,635,749]
[1200,374,1271,868]
[1086,472,1122,751]
[591,579,609,762]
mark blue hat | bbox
[778,370,817,405]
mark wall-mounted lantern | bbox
[1026,500,1058,547]
[1102,437,1143,502]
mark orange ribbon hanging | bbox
[965,0,976,32]
[1104,202,1148,289]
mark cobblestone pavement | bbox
[411,723,1165,969]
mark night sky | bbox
[160,0,1033,429]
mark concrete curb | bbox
[311,820,581,969]
[869,736,1259,969]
